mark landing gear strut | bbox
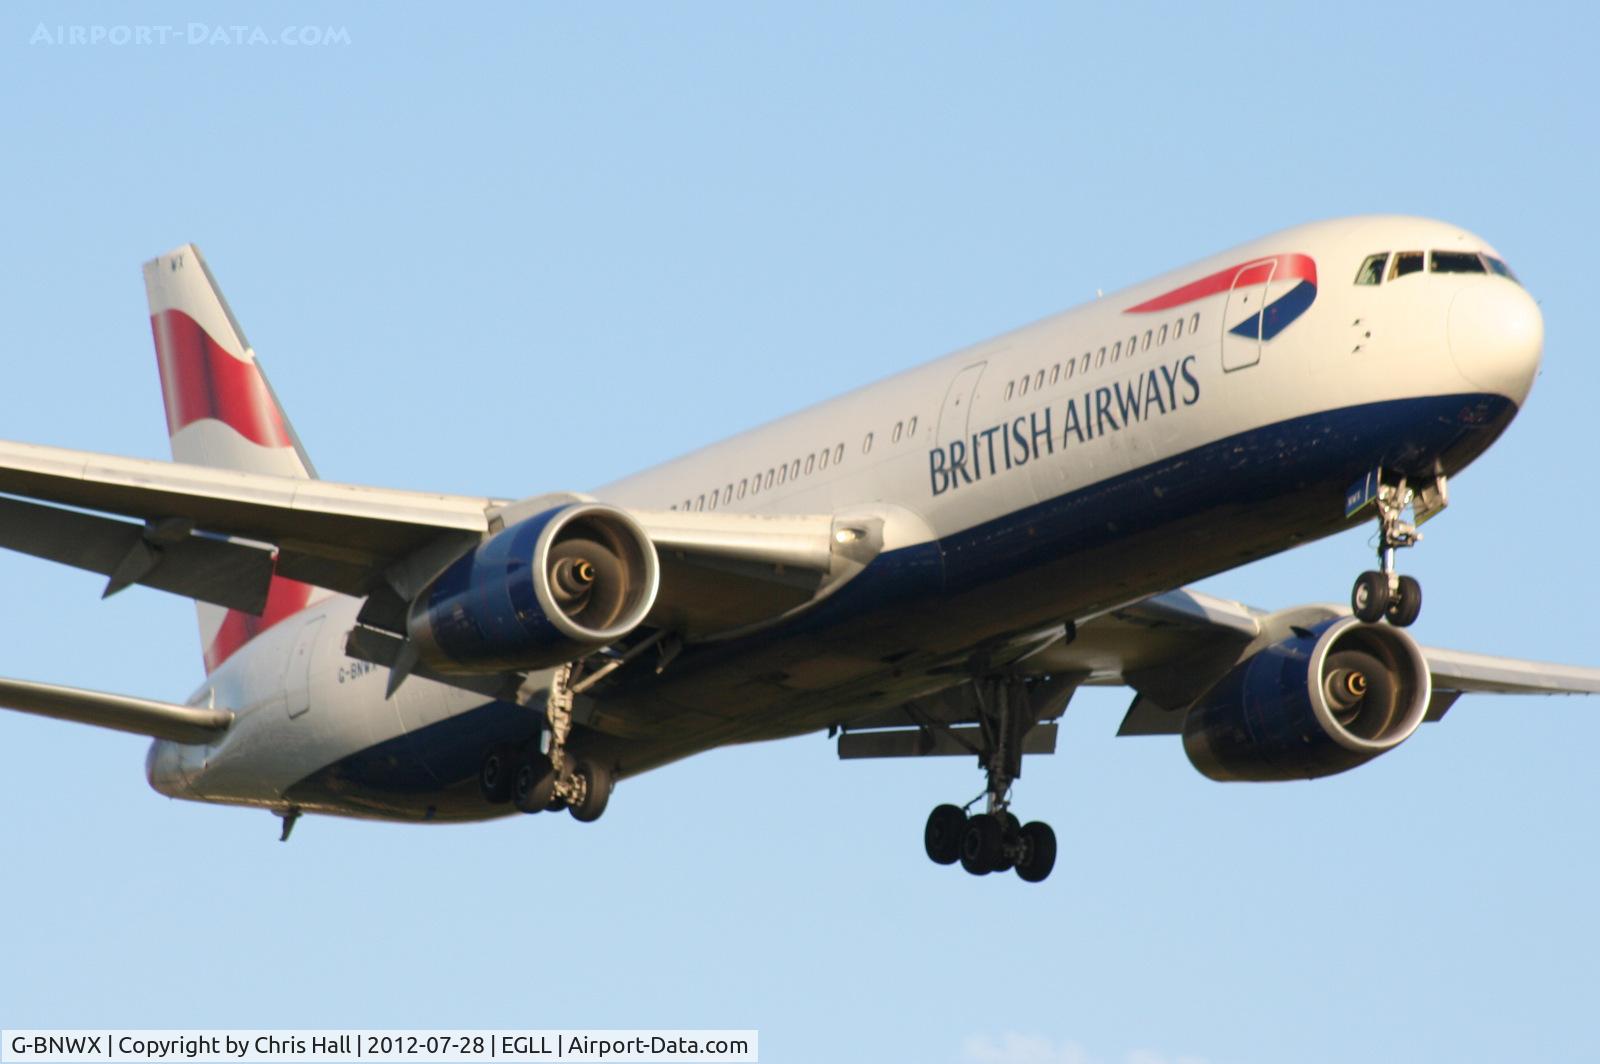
[1348,469,1445,628]
[921,675,1059,883]
[478,662,614,821]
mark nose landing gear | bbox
[1346,468,1445,628]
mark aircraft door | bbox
[936,361,987,446]
[1221,259,1276,372]
[283,616,324,720]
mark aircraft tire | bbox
[513,755,556,814]
[1387,575,1422,627]
[960,813,1004,875]
[924,804,967,865]
[478,745,517,804]
[568,760,613,823]
[1352,570,1391,624]
[992,811,1021,873]
[1015,821,1057,883]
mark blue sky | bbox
[2,3,1598,1062]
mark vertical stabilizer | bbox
[143,245,319,672]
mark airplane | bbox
[1,215,1596,884]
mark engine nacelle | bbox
[408,503,659,672]
[1183,617,1432,782]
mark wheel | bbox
[512,755,555,814]
[568,760,613,823]
[1015,821,1057,883]
[477,745,517,804]
[924,804,967,865]
[1352,570,1391,624]
[991,811,1021,873]
[959,813,1004,875]
[1387,575,1422,627]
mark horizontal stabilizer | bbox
[0,676,233,743]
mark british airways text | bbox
[928,354,1200,497]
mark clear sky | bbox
[2,3,1598,1063]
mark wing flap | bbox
[0,495,275,612]
[0,438,492,595]
[0,677,233,743]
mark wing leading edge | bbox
[0,437,867,652]
[1037,590,1600,737]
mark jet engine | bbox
[408,502,659,672]
[1183,617,1432,782]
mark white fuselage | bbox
[147,215,1544,822]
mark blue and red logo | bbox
[1125,253,1318,340]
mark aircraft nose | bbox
[1447,281,1543,404]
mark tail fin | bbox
[143,244,318,673]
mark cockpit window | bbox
[1355,253,1388,285]
[1389,251,1424,280]
[1485,256,1520,283]
[1431,250,1487,274]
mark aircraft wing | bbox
[0,438,854,641]
[0,676,232,743]
[0,438,496,602]
[1414,646,1600,696]
[1018,588,1600,736]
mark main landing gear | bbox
[477,663,614,822]
[1348,469,1446,628]
[922,676,1058,883]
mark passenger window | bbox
[1019,375,1029,396]
[1096,346,1106,367]
[1127,335,1137,357]
[1158,323,1169,345]
[1111,341,1121,362]
[907,416,918,436]
[1034,369,1045,390]
[1431,250,1487,274]
[777,464,788,485]
[1189,312,1199,333]
[862,432,873,453]
[1355,252,1388,285]
[1005,381,1015,401]
[1065,358,1076,380]
[1390,251,1424,279]
[738,478,748,499]
[1173,317,1184,339]
[804,454,815,476]
[1143,330,1153,351]
[764,469,775,490]
[833,443,844,464]
[1049,364,1060,384]
[696,494,705,511]
[892,421,903,443]
[790,459,801,480]
[819,447,830,469]
[682,499,691,511]
[708,489,718,510]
